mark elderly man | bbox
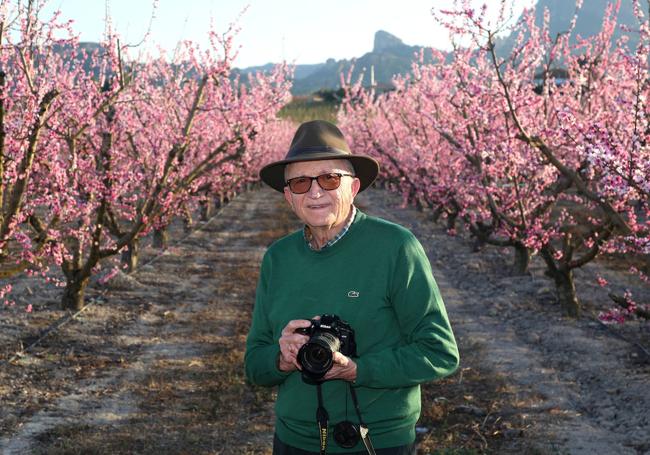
[245,120,459,455]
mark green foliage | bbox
[278,93,340,124]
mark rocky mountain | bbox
[534,0,636,39]
[56,2,639,97]
[496,0,638,56]
[236,1,641,95]
[236,30,430,95]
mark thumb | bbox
[332,351,349,366]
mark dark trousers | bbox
[273,433,416,455]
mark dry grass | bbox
[21,251,276,454]
[1,194,291,454]
[417,341,544,455]
[5,190,643,454]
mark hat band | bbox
[286,145,350,159]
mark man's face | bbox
[283,159,361,231]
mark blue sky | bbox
[40,0,533,68]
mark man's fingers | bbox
[332,352,349,366]
[280,335,307,351]
[281,319,312,336]
[280,340,305,362]
[286,319,313,330]
[322,356,357,382]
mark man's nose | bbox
[307,178,325,196]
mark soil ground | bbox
[0,187,648,454]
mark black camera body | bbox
[295,314,357,382]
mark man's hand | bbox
[277,319,311,372]
[322,352,357,382]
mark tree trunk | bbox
[552,267,580,317]
[415,197,424,213]
[446,212,458,231]
[469,223,490,253]
[200,198,214,221]
[61,273,90,311]
[183,215,193,234]
[121,239,139,273]
[512,242,531,276]
[431,206,444,223]
[540,246,580,317]
[153,228,168,249]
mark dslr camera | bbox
[295,314,357,382]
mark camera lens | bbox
[298,332,341,378]
[305,345,329,365]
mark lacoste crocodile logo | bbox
[347,291,360,298]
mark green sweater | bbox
[244,209,459,452]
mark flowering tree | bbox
[340,0,649,318]
[112,37,292,251]
[0,1,293,311]
[50,36,291,309]
[0,1,69,303]
[340,50,561,277]
[467,0,648,318]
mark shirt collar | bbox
[304,205,357,251]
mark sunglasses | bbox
[285,172,355,194]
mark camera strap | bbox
[348,384,376,455]
[314,382,376,455]
[316,383,329,455]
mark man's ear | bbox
[351,177,361,198]
[283,187,294,208]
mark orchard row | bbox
[0,3,295,310]
[2,1,648,322]
[338,0,649,321]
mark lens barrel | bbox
[297,332,341,378]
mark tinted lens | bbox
[287,173,346,194]
[316,173,342,190]
[288,176,312,193]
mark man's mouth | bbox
[308,204,329,210]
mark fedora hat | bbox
[259,120,379,192]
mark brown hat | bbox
[259,120,379,192]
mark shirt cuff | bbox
[270,345,293,379]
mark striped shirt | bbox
[303,205,357,251]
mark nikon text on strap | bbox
[316,384,329,455]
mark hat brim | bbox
[260,153,379,193]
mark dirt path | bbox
[360,189,650,455]
[0,187,648,454]
[0,189,300,454]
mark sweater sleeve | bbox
[244,252,291,387]
[354,234,459,388]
